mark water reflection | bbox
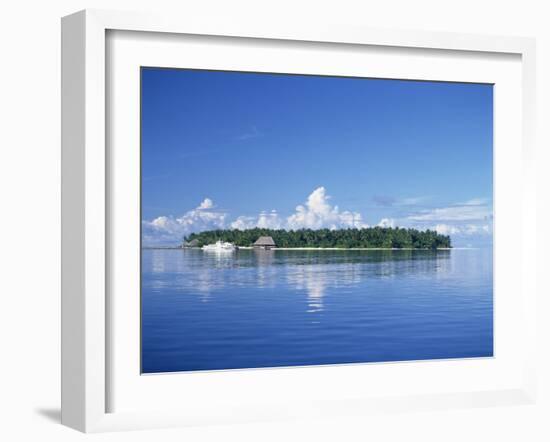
[142,248,492,373]
[252,249,277,290]
[144,249,453,309]
[150,249,168,274]
[285,262,365,314]
[286,265,327,313]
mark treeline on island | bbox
[184,227,451,249]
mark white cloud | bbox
[464,224,492,235]
[258,210,283,229]
[399,196,429,206]
[197,198,214,209]
[433,224,461,235]
[403,197,493,241]
[431,223,491,236]
[150,216,171,229]
[286,187,367,230]
[372,195,428,207]
[461,198,488,206]
[230,216,256,230]
[377,218,395,228]
[143,189,493,247]
[143,198,227,245]
[231,210,283,230]
[231,188,366,231]
[144,187,370,244]
[407,199,492,222]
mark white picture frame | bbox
[61,9,538,433]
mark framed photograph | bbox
[61,9,538,432]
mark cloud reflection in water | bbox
[146,249,452,311]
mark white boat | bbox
[201,240,236,252]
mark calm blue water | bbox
[141,248,493,373]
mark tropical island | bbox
[183,227,451,250]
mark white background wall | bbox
[0,1,548,440]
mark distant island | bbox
[183,227,451,250]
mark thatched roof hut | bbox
[253,236,276,249]
[182,238,199,248]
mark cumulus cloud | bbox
[144,187,370,245]
[231,188,367,232]
[197,198,214,209]
[142,198,227,245]
[377,218,395,228]
[286,187,367,230]
[433,224,461,235]
[258,210,283,229]
[229,216,255,230]
[142,188,493,247]
[230,210,283,230]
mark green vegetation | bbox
[184,227,451,249]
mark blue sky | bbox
[141,68,493,247]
